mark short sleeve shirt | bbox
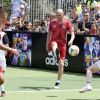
[49,19,72,44]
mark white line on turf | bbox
[6,89,100,93]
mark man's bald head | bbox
[56,9,64,15]
[56,9,64,21]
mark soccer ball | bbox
[68,45,79,56]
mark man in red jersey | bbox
[46,9,75,89]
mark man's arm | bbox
[0,44,19,56]
[46,21,52,52]
[68,26,75,46]
[0,44,11,51]
[46,32,51,52]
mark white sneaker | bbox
[79,85,92,93]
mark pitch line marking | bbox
[6,89,100,93]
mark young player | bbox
[80,57,100,93]
[0,7,19,96]
[46,9,75,89]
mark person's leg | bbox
[86,65,99,83]
[80,63,100,93]
[51,41,59,58]
[51,41,59,88]
[54,44,66,89]
[0,84,6,97]
[0,71,5,96]
[50,41,61,88]
[48,40,59,59]
[57,44,66,81]
[54,59,64,89]
[0,84,5,92]
[57,59,64,80]
[0,59,6,97]
[0,69,4,86]
[86,60,100,83]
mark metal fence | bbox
[28,0,77,22]
[1,0,85,22]
[0,1,3,6]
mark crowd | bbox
[69,0,100,35]
[3,0,100,35]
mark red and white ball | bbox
[68,45,79,56]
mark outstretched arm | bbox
[0,44,19,56]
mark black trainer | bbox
[54,82,60,89]
[1,91,6,97]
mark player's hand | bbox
[68,40,73,46]
[10,49,19,56]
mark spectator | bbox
[44,12,57,33]
[50,12,57,21]
[32,19,41,32]
[18,4,26,18]
[70,6,78,23]
[76,0,82,15]
[77,3,88,23]
[77,12,91,34]
[19,21,32,31]
[39,20,47,33]
[10,0,28,23]
[86,0,94,8]
[83,22,98,35]
[44,13,51,32]
[3,22,12,31]
[94,4,100,21]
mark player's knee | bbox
[87,68,92,73]
[52,41,58,51]
[0,72,4,85]
[87,69,91,73]
[59,60,64,67]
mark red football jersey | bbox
[49,19,73,44]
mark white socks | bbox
[56,80,61,83]
[86,82,91,86]
[0,84,5,92]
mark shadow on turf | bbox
[20,86,54,91]
[8,66,100,78]
[7,66,84,75]
[46,96,58,98]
